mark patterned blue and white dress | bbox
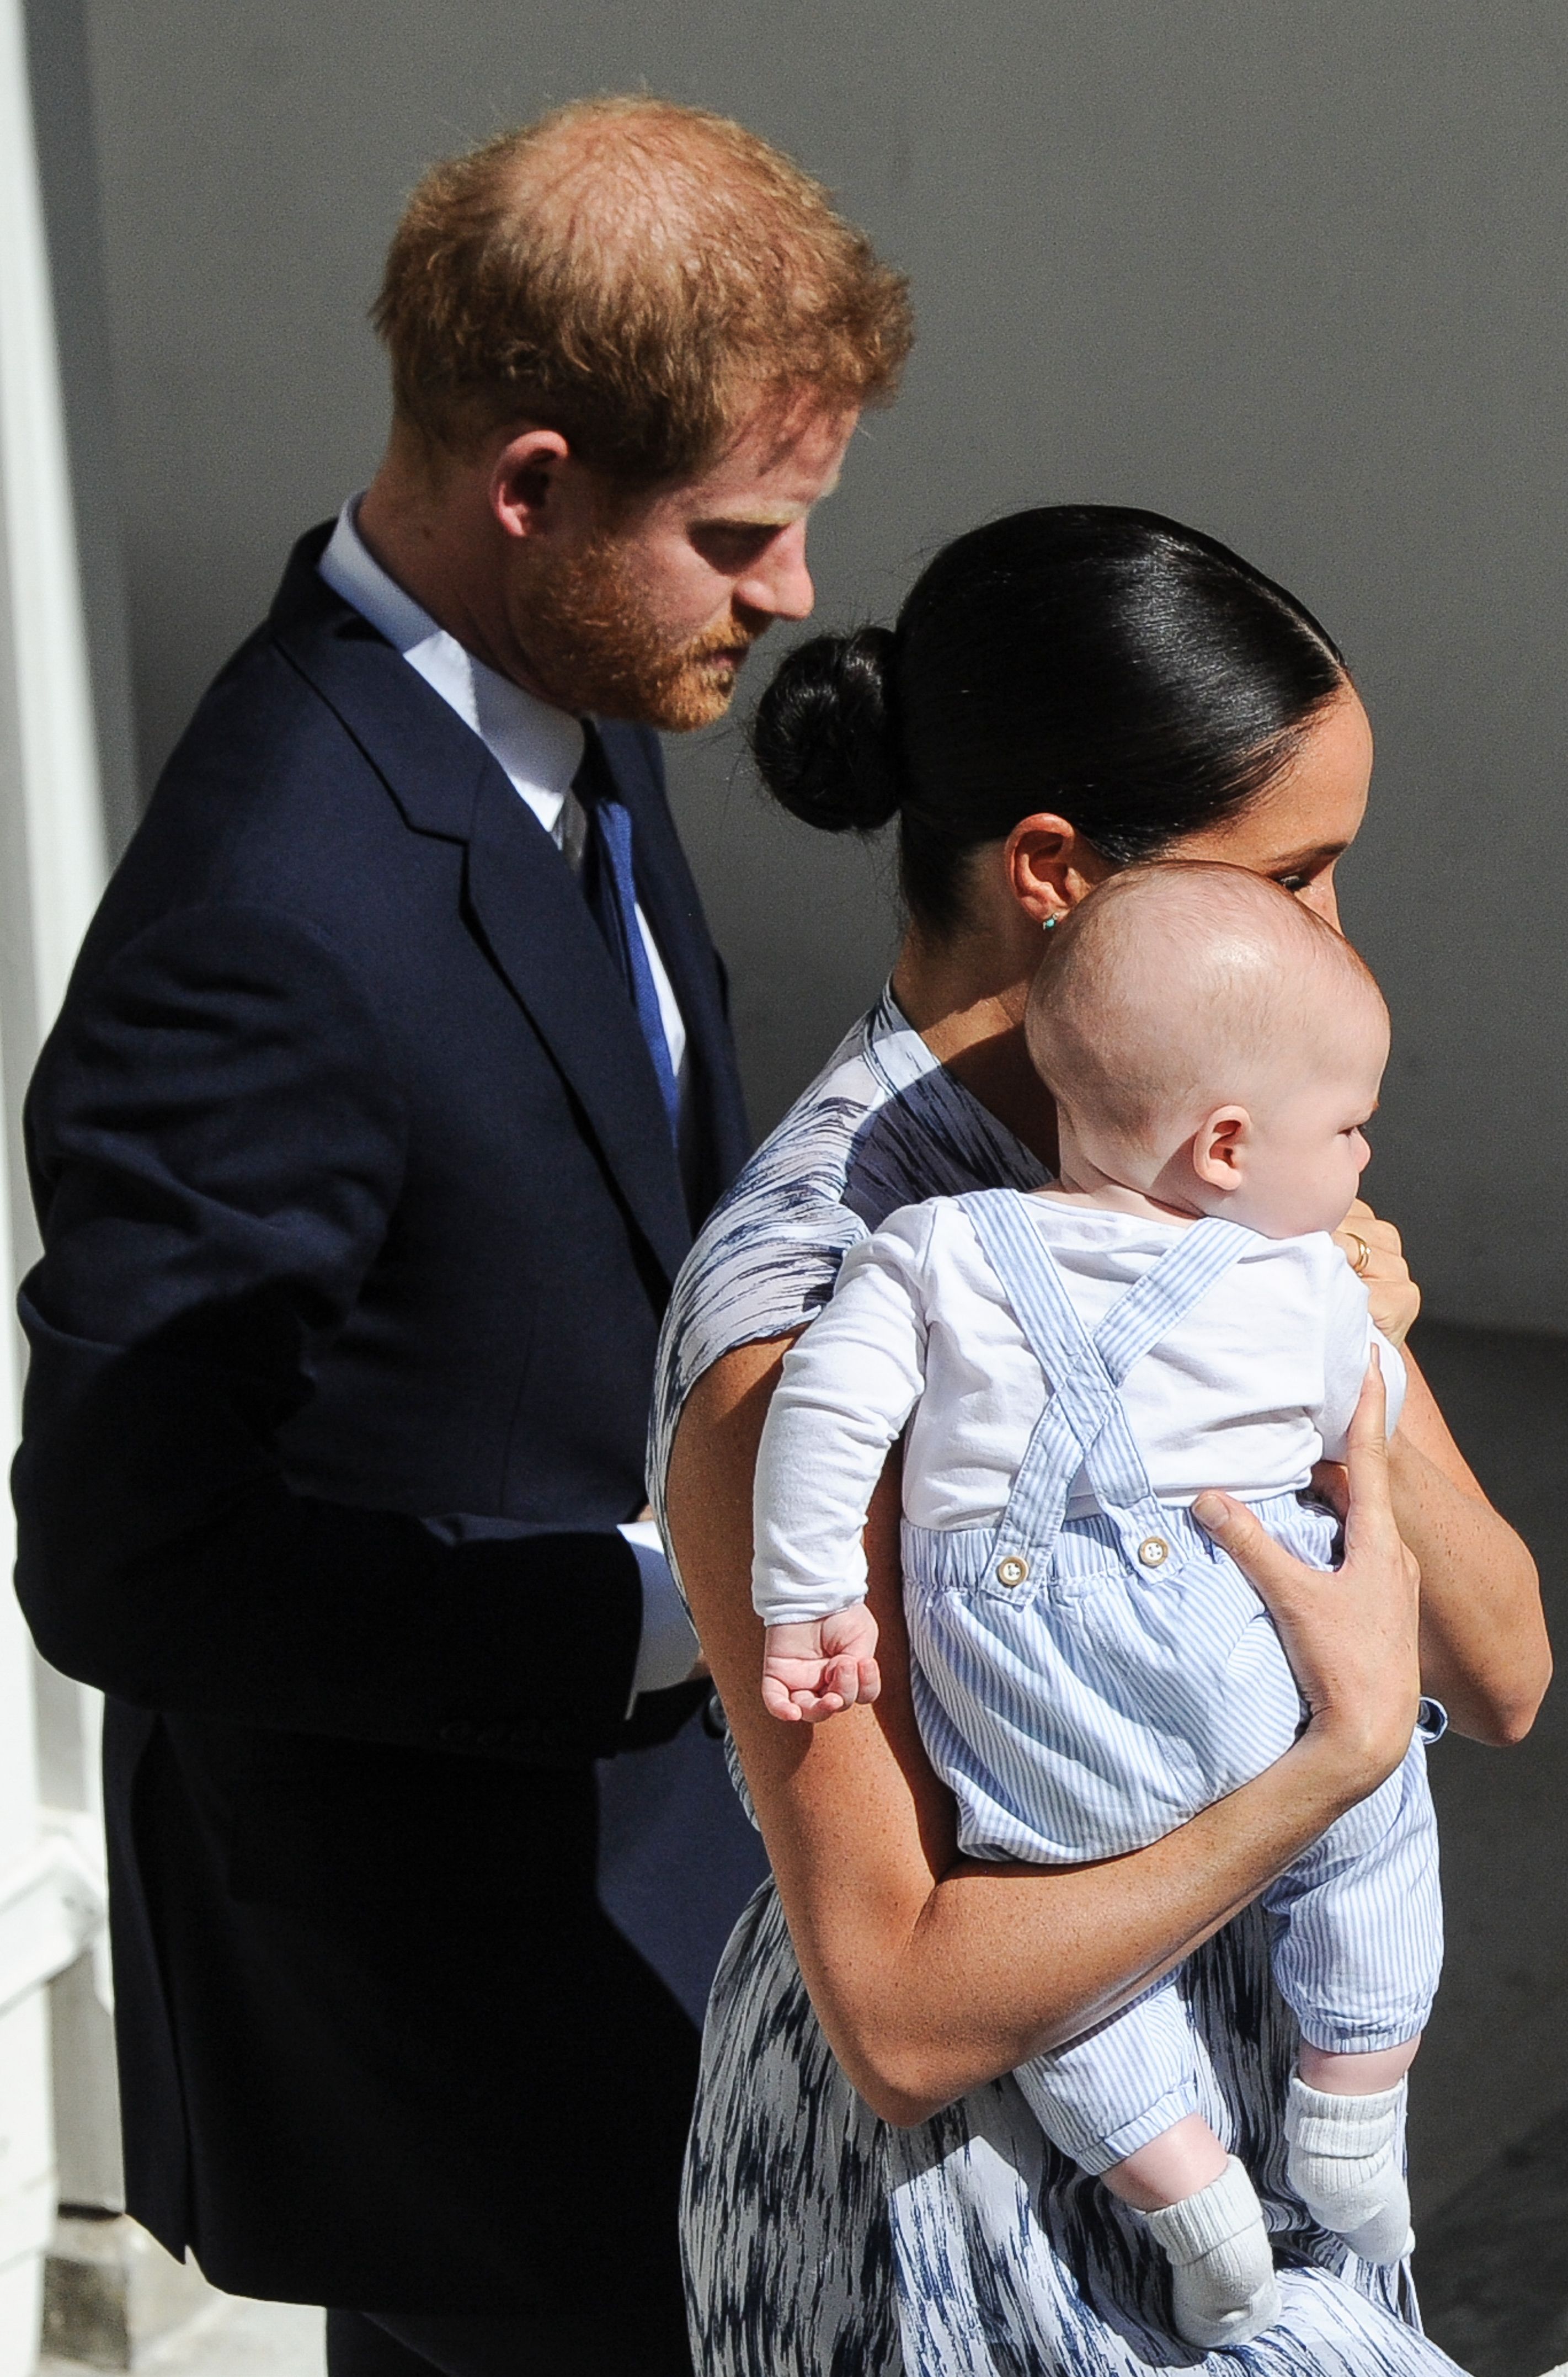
[651,988,1466,2377]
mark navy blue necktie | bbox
[575,726,681,1136]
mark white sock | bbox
[1285,2074,1413,2263]
[1142,2155,1281,2349]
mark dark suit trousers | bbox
[326,2305,690,2376]
[127,1718,701,2322]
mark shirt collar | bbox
[318,494,585,830]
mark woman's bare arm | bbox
[1385,1352,1547,1744]
[1328,1200,1547,1746]
[668,1338,1421,2128]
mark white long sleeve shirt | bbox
[754,1195,1404,1625]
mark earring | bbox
[1042,914,1059,931]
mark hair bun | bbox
[749,626,900,833]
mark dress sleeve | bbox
[1319,1246,1407,1459]
[751,1205,934,1625]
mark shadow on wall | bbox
[77,0,1568,1333]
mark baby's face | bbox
[1218,1010,1387,1239]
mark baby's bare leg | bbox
[1101,2112,1229,2211]
[1286,2034,1422,2263]
[1101,2117,1280,2348]
[1298,2036,1420,2093]
[1012,1976,1280,2346]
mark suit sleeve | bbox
[13,901,642,1762]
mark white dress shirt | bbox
[754,1195,1405,1624]
[319,497,697,1696]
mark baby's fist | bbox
[761,1605,881,1725]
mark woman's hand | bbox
[1192,1352,1421,1795]
[1304,1215,1545,1744]
[1385,1353,1549,1744]
[1334,1197,1419,1345]
[669,1337,1444,2127]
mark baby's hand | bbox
[761,1606,881,1725]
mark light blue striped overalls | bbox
[902,1190,1443,2175]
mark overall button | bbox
[995,1554,1030,1588]
[1137,1534,1171,1569]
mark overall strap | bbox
[1095,1216,1255,1382]
[957,1193,1252,1558]
[959,1191,1150,1547]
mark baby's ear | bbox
[1191,1104,1251,1192]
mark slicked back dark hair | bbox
[751,505,1348,932]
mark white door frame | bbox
[0,0,115,2364]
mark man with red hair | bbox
[16,96,910,2377]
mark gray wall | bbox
[82,1,1568,1332]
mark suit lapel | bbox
[270,533,694,1285]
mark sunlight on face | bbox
[519,404,857,728]
[1168,687,1374,928]
[1220,996,1389,1238]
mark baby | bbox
[751,862,1441,2351]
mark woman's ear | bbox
[1005,814,1114,924]
[1191,1106,1252,1193]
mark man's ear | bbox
[489,428,575,541]
[1191,1105,1251,1193]
[1005,815,1115,925]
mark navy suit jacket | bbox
[12,527,757,2316]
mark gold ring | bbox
[1348,1232,1372,1277]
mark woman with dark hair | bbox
[655,507,1546,2374]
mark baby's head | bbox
[1026,862,1389,1239]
